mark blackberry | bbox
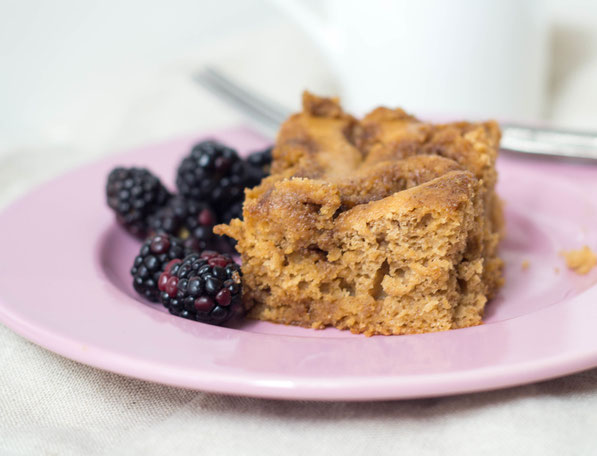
[242,146,273,192]
[147,196,218,251]
[158,250,243,325]
[217,147,273,224]
[217,200,243,252]
[130,234,189,302]
[176,141,250,218]
[246,146,273,175]
[106,167,170,238]
[218,199,244,224]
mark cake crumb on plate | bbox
[560,246,597,275]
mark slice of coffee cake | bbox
[215,92,503,335]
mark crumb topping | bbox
[560,246,597,275]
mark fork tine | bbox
[202,67,291,122]
[194,67,291,129]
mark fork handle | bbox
[501,123,597,161]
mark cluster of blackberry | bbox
[158,250,243,325]
[106,141,271,243]
[131,234,243,324]
[106,140,272,326]
[106,167,171,238]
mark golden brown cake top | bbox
[262,91,500,214]
[217,91,502,246]
[274,91,499,181]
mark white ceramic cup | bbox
[273,0,549,120]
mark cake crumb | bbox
[560,246,597,275]
[521,260,530,270]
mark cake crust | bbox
[215,92,504,335]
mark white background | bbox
[1,0,597,159]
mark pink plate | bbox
[1,126,597,401]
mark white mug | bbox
[273,0,549,120]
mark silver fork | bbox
[194,67,597,161]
